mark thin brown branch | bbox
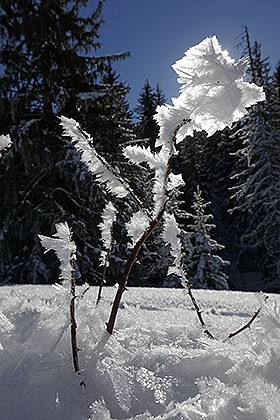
[106,204,166,334]
[106,119,191,334]
[70,295,80,373]
[96,254,109,306]
[226,307,262,341]
[70,258,80,373]
[187,286,215,339]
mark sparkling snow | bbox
[0,286,280,419]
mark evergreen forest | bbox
[1,1,280,292]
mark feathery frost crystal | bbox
[98,201,117,265]
[162,214,184,278]
[155,35,266,146]
[0,134,11,151]
[126,210,150,248]
[60,116,129,198]
[39,222,76,284]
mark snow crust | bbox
[0,286,280,419]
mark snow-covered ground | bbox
[1,286,280,419]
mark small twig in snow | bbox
[70,257,81,373]
[187,285,215,339]
[225,296,268,341]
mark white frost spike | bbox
[126,210,150,248]
[0,134,11,151]
[167,173,184,192]
[172,36,247,88]
[98,201,117,265]
[123,145,162,170]
[162,214,183,277]
[155,35,265,148]
[60,116,129,198]
[39,222,76,284]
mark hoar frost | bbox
[38,222,76,285]
[0,134,11,151]
[155,35,265,146]
[98,201,117,265]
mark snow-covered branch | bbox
[39,222,76,286]
[0,134,11,154]
[60,116,144,210]
[39,222,81,373]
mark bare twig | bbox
[70,257,80,373]
[106,204,166,334]
[226,300,267,341]
[187,284,265,342]
[96,252,109,305]
[187,285,215,339]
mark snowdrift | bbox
[0,286,280,419]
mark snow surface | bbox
[1,286,280,419]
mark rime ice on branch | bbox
[0,134,11,154]
[60,36,265,333]
[39,222,81,372]
[155,35,265,144]
[39,222,76,286]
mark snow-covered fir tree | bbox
[0,0,131,285]
[183,187,229,290]
[230,79,280,290]
[230,33,280,290]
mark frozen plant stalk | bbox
[96,201,117,305]
[39,222,81,373]
[60,36,265,334]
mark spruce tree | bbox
[229,30,280,291]
[135,80,165,149]
[0,0,132,284]
[184,187,229,290]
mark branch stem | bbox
[187,286,215,339]
[106,205,166,334]
[70,258,80,373]
[226,307,262,341]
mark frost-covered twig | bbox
[60,116,147,214]
[188,286,215,339]
[0,134,11,156]
[39,222,81,373]
[60,36,265,336]
[106,201,168,334]
[163,213,215,338]
[226,296,268,341]
[97,202,117,305]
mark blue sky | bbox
[98,0,280,110]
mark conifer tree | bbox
[135,80,165,149]
[0,0,131,284]
[230,30,280,291]
[184,187,229,290]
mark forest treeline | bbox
[0,0,279,292]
